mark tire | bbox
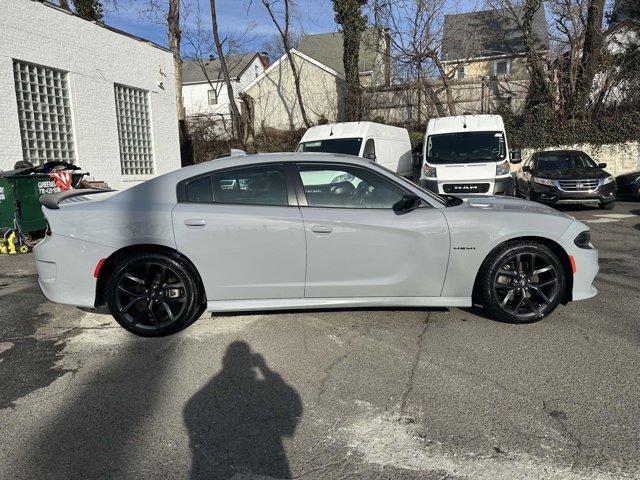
[106,251,203,337]
[599,201,615,210]
[476,241,566,324]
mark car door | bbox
[172,163,306,301]
[295,163,450,298]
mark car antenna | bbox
[329,125,334,136]
[462,114,467,129]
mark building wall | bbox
[182,57,265,118]
[244,54,345,130]
[0,1,180,190]
[521,142,640,176]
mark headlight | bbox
[600,176,615,185]
[495,160,510,175]
[574,231,593,249]
[423,165,437,178]
[533,177,555,186]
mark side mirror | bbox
[598,162,607,168]
[522,165,532,172]
[510,148,522,164]
[365,153,377,161]
[393,194,422,215]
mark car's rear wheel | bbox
[476,241,566,323]
[106,252,203,336]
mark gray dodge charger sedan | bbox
[35,153,598,336]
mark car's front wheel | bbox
[599,201,615,210]
[106,252,203,336]
[476,241,566,323]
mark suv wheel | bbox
[476,241,566,323]
[599,201,615,210]
[106,252,203,336]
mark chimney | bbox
[258,51,270,69]
[383,28,391,87]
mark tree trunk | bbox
[430,55,456,116]
[521,0,552,109]
[334,0,367,122]
[59,0,70,9]
[209,0,243,143]
[573,0,606,117]
[168,0,184,122]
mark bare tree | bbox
[167,0,184,121]
[209,0,244,141]
[261,29,303,60]
[254,0,312,128]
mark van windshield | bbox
[297,138,362,156]
[426,131,506,163]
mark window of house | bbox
[208,89,217,105]
[455,66,466,80]
[12,60,75,165]
[254,64,259,79]
[494,59,510,76]
[298,164,406,209]
[114,84,154,176]
[212,165,288,206]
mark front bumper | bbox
[561,222,599,301]
[530,181,616,205]
[34,234,114,308]
[420,175,515,196]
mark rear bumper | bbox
[34,234,114,308]
[531,182,616,205]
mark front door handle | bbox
[311,225,333,234]
[184,219,207,228]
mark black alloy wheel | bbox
[106,253,202,336]
[477,241,566,323]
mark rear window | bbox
[212,165,288,206]
[186,176,213,203]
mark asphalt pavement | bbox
[0,201,639,480]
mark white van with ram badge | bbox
[419,115,521,196]
[297,122,413,178]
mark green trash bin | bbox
[0,170,86,235]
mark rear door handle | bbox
[184,219,207,228]
[311,225,333,234]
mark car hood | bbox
[453,195,571,218]
[616,170,640,180]
[536,167,609,180]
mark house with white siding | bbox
[181,53,269,121]
[0,0,181,191]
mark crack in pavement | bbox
[399,313,431,416]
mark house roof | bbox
[242,49,344,94]
[182,53,259,84]
[442,7,549,62]
[298,29,382,75]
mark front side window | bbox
[298,164,406,209]
[13,60,75,164]
[297,138,362,156]
[114,84,154,176]
[208,89,217,105]
[212,165,287,206]
[427,131,506,163]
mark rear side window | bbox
[186,175,213,203]
[212,165,288,206]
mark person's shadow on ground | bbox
[184,341,303,479]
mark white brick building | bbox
[0,0,181,190]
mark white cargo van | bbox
[419,115,521,196]
[297,122,413,178]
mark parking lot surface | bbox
[1,202,639,480]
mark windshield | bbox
[426,131,506,163]
[537,152,598,171]
[297,138,362,156]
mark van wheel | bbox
[106,252,202,336]
[476,241,565,323]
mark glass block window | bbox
[13,60,75,165]
[114,84,154,176]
